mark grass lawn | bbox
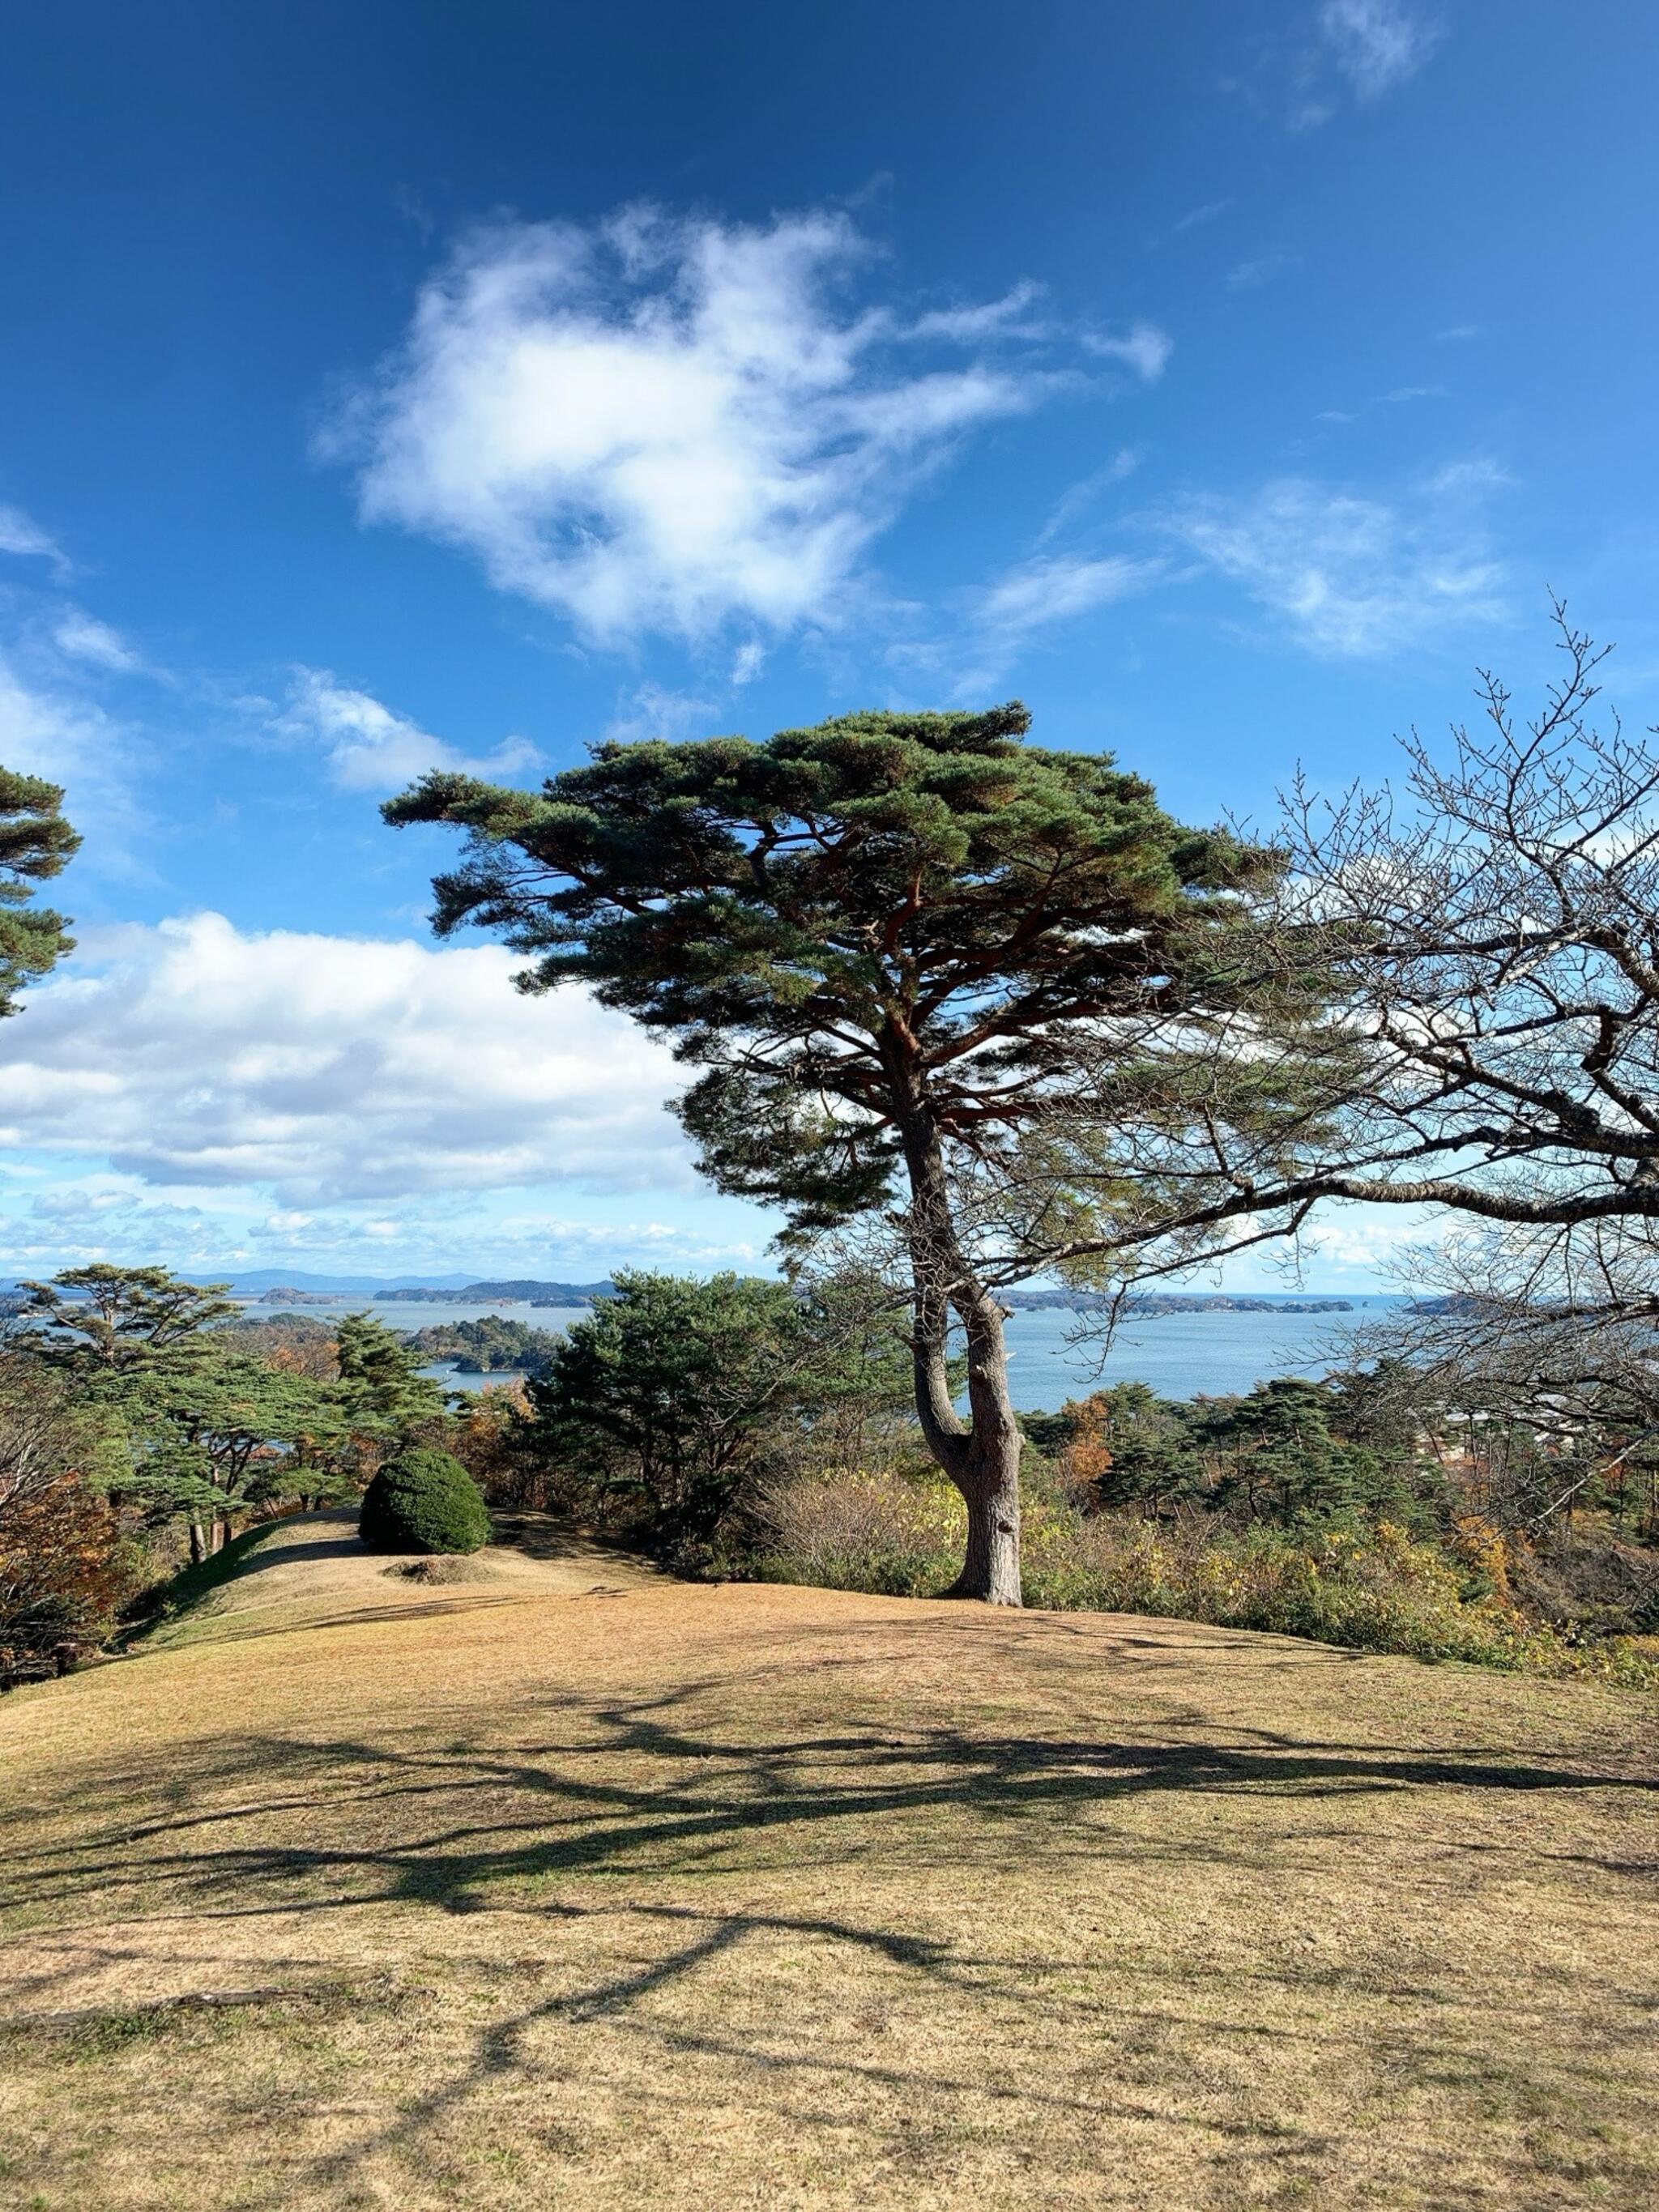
[0,1514,1654,2210]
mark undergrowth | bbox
[754,1468,1658,1686]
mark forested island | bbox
[403,1315,564,1372]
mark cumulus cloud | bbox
[332,207,1053,645]
[1167,463,1508,657]
[1318,0,1442,101]
[279,669,539,793]
[1081,322,1173,382]
[0,913,692,1202]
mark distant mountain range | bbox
[3,1266,1362,1312]
[373,1279,615,1306]
[161,1269,612,1302]
[180,1268,482,1296]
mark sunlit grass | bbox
[0,1518,1653,2208]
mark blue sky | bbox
[3,0,1657,1285]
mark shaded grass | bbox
[119,1516,298,1645]
[1,1539,1656,2209]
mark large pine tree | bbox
[387,705,1297,1602]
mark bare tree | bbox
[1032,609,1659,1292]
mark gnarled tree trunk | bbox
[895,1060,1023,1606]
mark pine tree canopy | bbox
[386,705,1286,1244]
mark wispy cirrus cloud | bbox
[977,552,1160,636]
[0,502,68,575]
[1166,461,1509,657]
[1318,0,1443,103]
[902,279,1047,344]
[898,550,1162,700]
[52,609,144,673]
[1227,252,1301,293]
[1228,1,1443,130]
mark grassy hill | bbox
[1,1515,1654,2210]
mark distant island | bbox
[254,1288,351,1306]
[376,1278,615,1306]
[404,1315,563,1374]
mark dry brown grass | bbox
[0,1512,1654,2210]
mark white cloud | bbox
[978,554,1161,635]
[1168,466,1509,657]
[603,681,719,744]
[903,280,1047,344]
[1081,322,1173,382]
[1318,1,1442,100]
[1172,199,1234,233]
[730,641,766,685]
[1034,451,1144,549]
[333,207,1051,646]
[0,503,66,573]
[279,669,539,793]
[52,610,142,672]
[901,552,1162,700]
[0,650,136,846]
[1227,253,1300,293]
[0,913,691,1204]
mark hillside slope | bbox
[1,1525,1654,2210]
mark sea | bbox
[281,1291,1410,1412]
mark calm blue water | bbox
[271,1291,1405,1409]
[992,1298,1403,1407]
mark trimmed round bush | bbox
[359,1447,492,1556]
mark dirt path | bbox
[144,1507,659,1645]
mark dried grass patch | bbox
[0,1523,1653,2208]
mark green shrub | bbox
[359,1447,491,1556]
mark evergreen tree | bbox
[0,766,78,1018]
[19,1264,239,1379]
[130,1346,346,1561]
[388,705,1302,1602]
[335,1311,448,1445]
[527,1271,822,1548]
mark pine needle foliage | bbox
[386,705,1298,1602]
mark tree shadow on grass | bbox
[8,1651,1656,2208]
[6,1665,1653,1935]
